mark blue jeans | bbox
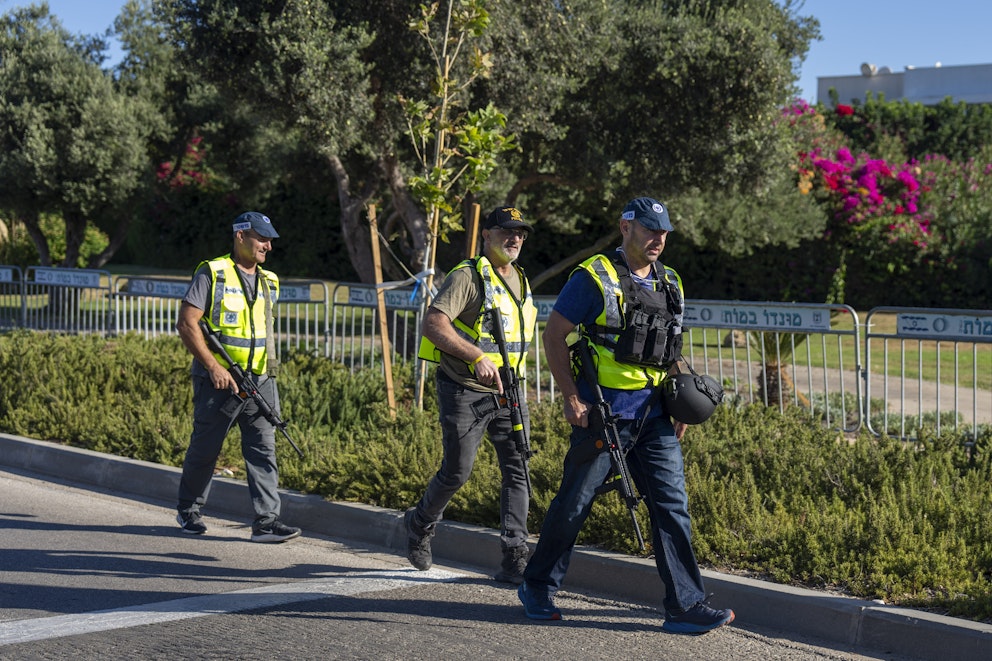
[412,371,530,550]
[523,416,706,613]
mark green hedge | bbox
[1,330,990,621]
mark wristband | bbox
[471,354,486,366]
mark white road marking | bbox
[0,568,459,646]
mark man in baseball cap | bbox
[174,209,301,544]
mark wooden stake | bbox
[369,205,396,418]
[464,203,482,259]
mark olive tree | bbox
[0,3,147,267]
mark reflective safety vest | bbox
[418,256,537,370]
[576,253,684,390]
[200,255,279,375]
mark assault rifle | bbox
[488,308,534,496]
[571,337,646,550]
[198,320,305,459]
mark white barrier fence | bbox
[1,265,989,440]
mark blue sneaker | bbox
[518,582,562,621]
[662,598,734,634]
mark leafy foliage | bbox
[0,3,147,267]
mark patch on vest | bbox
[223,311,239,325]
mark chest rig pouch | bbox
[593,255,684,369]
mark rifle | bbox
[571,337,646,550]
[487,308,534,496]
[198,320,305,459]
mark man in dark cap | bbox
[174,211,301,543]
[517,197,735,633]
[407,206,538,584]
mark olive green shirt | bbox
[430,263,524,391]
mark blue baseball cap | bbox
[232,211,279,239]
[621,197,673,232]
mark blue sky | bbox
[5,0,991,103]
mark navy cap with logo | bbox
[621,197,673,232]
[232,211,279,239]
[482,206,533,233]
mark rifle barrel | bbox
[574,338,646,550]
[198,321,304,459]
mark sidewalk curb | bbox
[2,433,990,659]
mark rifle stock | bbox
[572,337,646,550]
[198,320,304,459]
[487,308,534,496]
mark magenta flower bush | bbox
[785,101,933,251]
[798,146,930,248]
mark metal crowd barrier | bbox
[328,282,422,369]
[4,264,991,440]
[682,301,862,432]
[112,275,188,338]
[864,307,992,443]
[0,265,24,329]
[272,279,330,359]
[24,266,111,334]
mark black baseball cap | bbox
[482,206,533,233]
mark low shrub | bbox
[1,330,990,621]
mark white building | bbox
[817,62,992,106]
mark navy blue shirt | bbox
[553,259,665,421]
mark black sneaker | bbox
[662,598,735,634]
[251,520,301,543]
[404,507,434,571]
[176,510,207,535]
[493,545,529,585]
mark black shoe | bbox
[493,545,529,585]
[404,507,434,571]
[662,597,735,634]
[251,520,301,543]
[176,510,207,535]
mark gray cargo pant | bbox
[177,374,282,526]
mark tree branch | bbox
[530,229,619,293]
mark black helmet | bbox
[661,373,724,424]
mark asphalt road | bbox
[0,467,922,661]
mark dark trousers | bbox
[523,416,706,613]
[412,372,530,550]
[177,374,282,525]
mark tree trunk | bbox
[381,153,429,277]
[21,210,51,266]
[62,211,87,268]
[327,153,377,283]
[758,364,811,408]
[89,211,133,269]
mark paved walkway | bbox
[2,433,990,660]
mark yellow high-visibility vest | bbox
[576,253,683,390]
[418,256,537,370]
[200,255,279,374]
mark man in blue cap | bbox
[517,197,735,633]
[174,211,301,543]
